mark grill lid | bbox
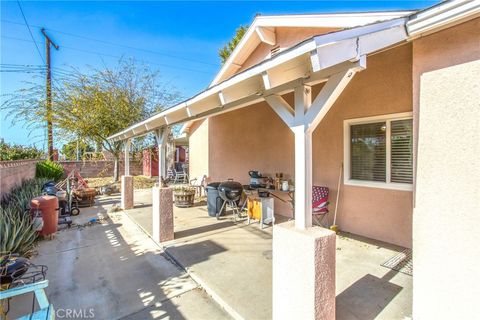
[218,181,243,201]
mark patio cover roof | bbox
[108,17,408,142]
[107,0,480,143]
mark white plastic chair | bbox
[190,175,207,196]
[174,169,188,184]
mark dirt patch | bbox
[86,176,158,191]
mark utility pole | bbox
[41,28,59,161]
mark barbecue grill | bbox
[218,181,244,221]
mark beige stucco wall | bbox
[412,18,480,319]
[188,118,209,181]
[191,44,413,247]
[208,102,294,184]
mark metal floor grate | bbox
[381,248,413,276]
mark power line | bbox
[15,1,44,64]
[1,19,219,67]
[0,63,188,100]
[2,35,215,75]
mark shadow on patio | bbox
[9,194,229,320]
[126,189,412,320]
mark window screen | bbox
[350,122,386,182]
[391,119,413,183]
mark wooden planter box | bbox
[174,192,195,208]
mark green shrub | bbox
[36,160,64,181]
[0,140,44,161]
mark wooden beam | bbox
[262,71,271,90]
[256,26,276,46]
[186,106,194,117]
[305,64,363,132]
[218,91,227,106]
[264,95,295,128]
[155,128,168,177]
[124,139,131,176]
[309,50,321,73]
[294,85,311,125]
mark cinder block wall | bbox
[58,160,143,178]
[0,160,38,199]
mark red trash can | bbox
[31,195,59,236]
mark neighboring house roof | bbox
[211,10,414,86]
[108,0,480,142]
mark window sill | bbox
[344,179,413,191]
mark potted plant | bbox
[172,186,196,208]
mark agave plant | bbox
[0,178,49,256]
[0,205,37,255]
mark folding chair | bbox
[312,186,329,227]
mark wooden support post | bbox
[124,139,131,176]
[265,59,365,230]
[293,85,312,229]
[156,128,168,178]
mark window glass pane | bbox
[391,119,413,183]
[350,122,386,182]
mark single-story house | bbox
[109,0,480,318]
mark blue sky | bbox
[1,1,437,149]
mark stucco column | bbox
[413,58,480,319]
[273,221,336,320]
[121,175,134,210]
[152,185,174,243]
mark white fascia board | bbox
[313,18,407,70]
[358,23,408,55]
[314,18,406,47]
[407,0,480,37]
[255,11,413,28]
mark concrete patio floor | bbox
[126,188,413,320]
[9,194,230,320]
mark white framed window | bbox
[343,112,413,191]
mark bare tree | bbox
[2,58,182,180]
